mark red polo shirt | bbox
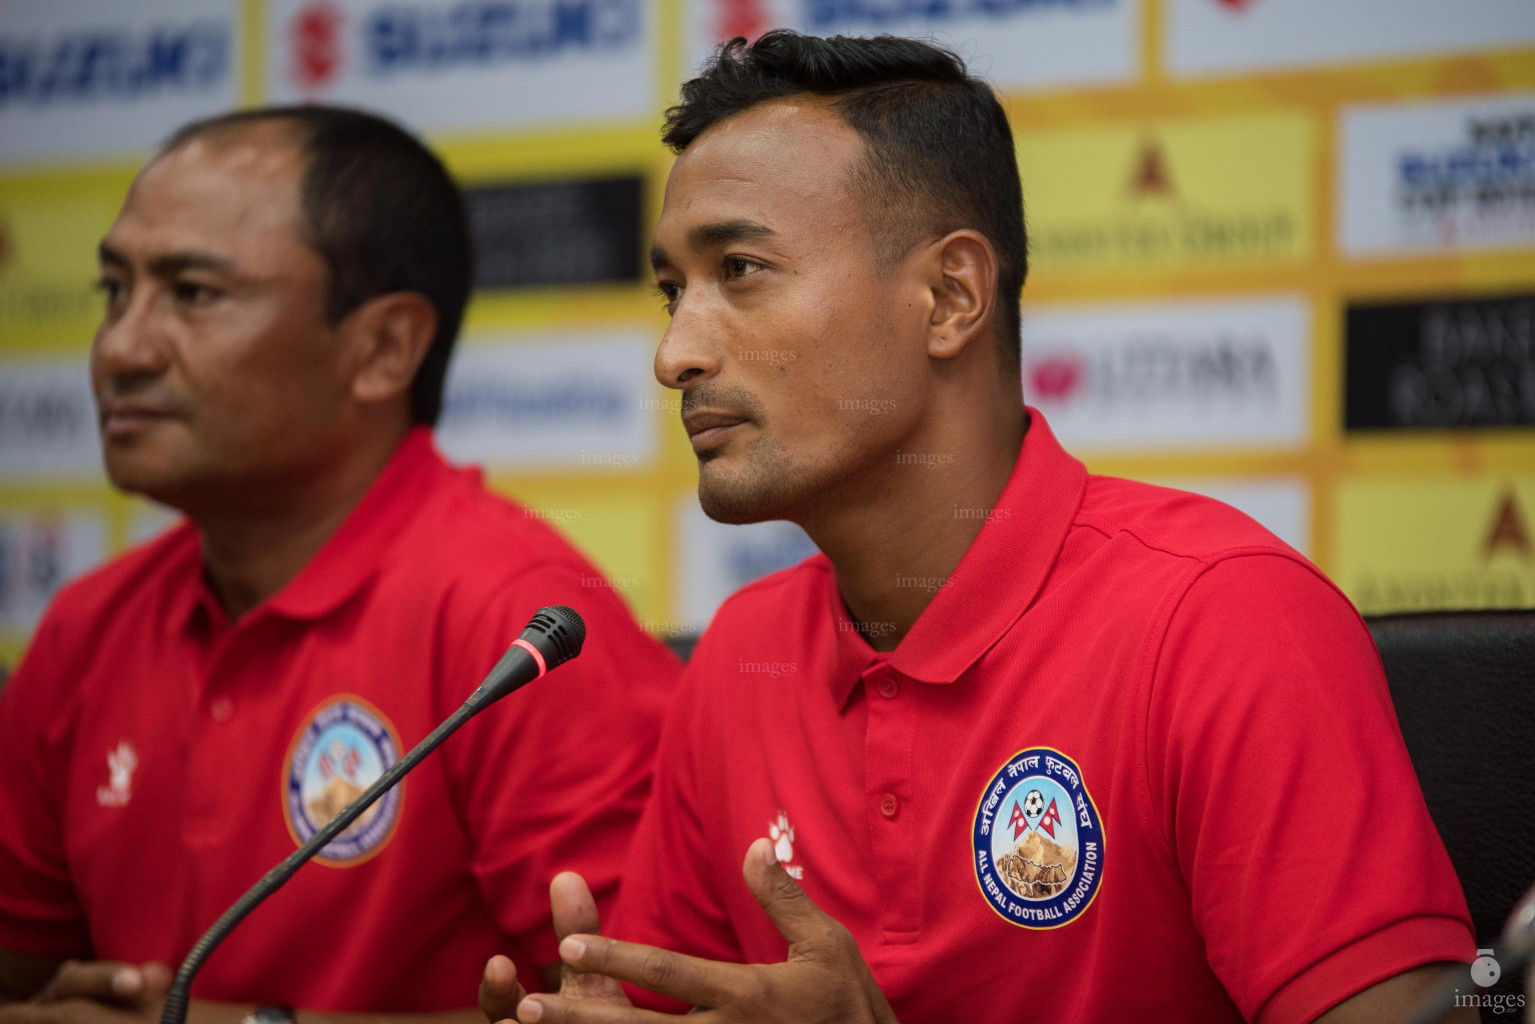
[613,411,1472,1024]
[0,428,681,1010]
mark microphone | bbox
[158,605,587,1024]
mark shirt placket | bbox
[861,661,919,943]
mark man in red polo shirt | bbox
[478,31,1476,1024]
[0,107,679,1024]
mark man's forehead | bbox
[660,98,866,224]
[109,125,308,255]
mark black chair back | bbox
[1369,611,1535,1018]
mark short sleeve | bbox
[436,561,681,972]
[1146,554,1475,1024]
[0,612,91,956]
[608,637,750,1012]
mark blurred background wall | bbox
[1,0,1533,668]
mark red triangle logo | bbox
[1484,489,1532,560]
[1129,140,1176,198]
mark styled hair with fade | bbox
[161,105,473,426]
[663,30,1028,369]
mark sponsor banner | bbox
[0,358,101,481]
[0,0,241,166]
[1019,294,1310,451]
[1152,476,1310,555]
[466,175,644,289]
[436,330,657,470]
[1340,92,1535,257]
[0,510,108,634]
[1166,0,1535,79]
[0,171,130,348]
[1018,112,1313,273]
[1345,293,1535,431]
[684,0,1139,93]
[266,0,654,134]
[1337,478,1535,615]
[674,500,819,632]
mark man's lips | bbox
[98,403,177,438]
[683,410,749,450]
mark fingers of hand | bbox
[479,955,528,1024]
[134,966,169,1000]
[36,962,144,1008]
[515,993,681,1024]
[549,873,600,941]
[741,838,846,955]
[558,936,734,1010]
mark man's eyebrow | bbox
[650,220,778,272]
[97,242,238,276]
[688,219,776,250]
[147,251,238,276]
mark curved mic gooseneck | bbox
[157,605,587,1024]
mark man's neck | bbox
[192,428,411,621]
[807,399,1027,654]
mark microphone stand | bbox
[158,606,585,1024]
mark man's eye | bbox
[655,281,681,307]
[95,278,125,307]
[174,282,220,305]
[724,257,759,278]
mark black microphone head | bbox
[518,605,585,670]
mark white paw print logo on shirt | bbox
[770,811,803,878]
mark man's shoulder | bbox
[705,551,830,632]
[391,466,603,584]
[1075,474,1304,568]
[43,520,199,631]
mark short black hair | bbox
[162,105,472,425]
[664,31,1027,368]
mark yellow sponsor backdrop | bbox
[1338,479,1535,614]
[1,0,1534,666]
[1017,111,1313,272]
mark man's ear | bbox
[923,230,998,361]
[343,292,438,408]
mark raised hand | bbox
[479,873,630,1024]
[511,838,899,1024]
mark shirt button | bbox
[209,696,233,723]
[879,793,899,819]
[876,677,900,699]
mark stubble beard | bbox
[695,430,821,526]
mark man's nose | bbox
[653,298,723,391]
[91,286,170,385]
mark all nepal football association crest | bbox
[973,747,1103,928]
[284,696,402,866]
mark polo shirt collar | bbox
[827,410,1087,706]
[181,427,447,628]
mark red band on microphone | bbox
[511,638,547,678]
